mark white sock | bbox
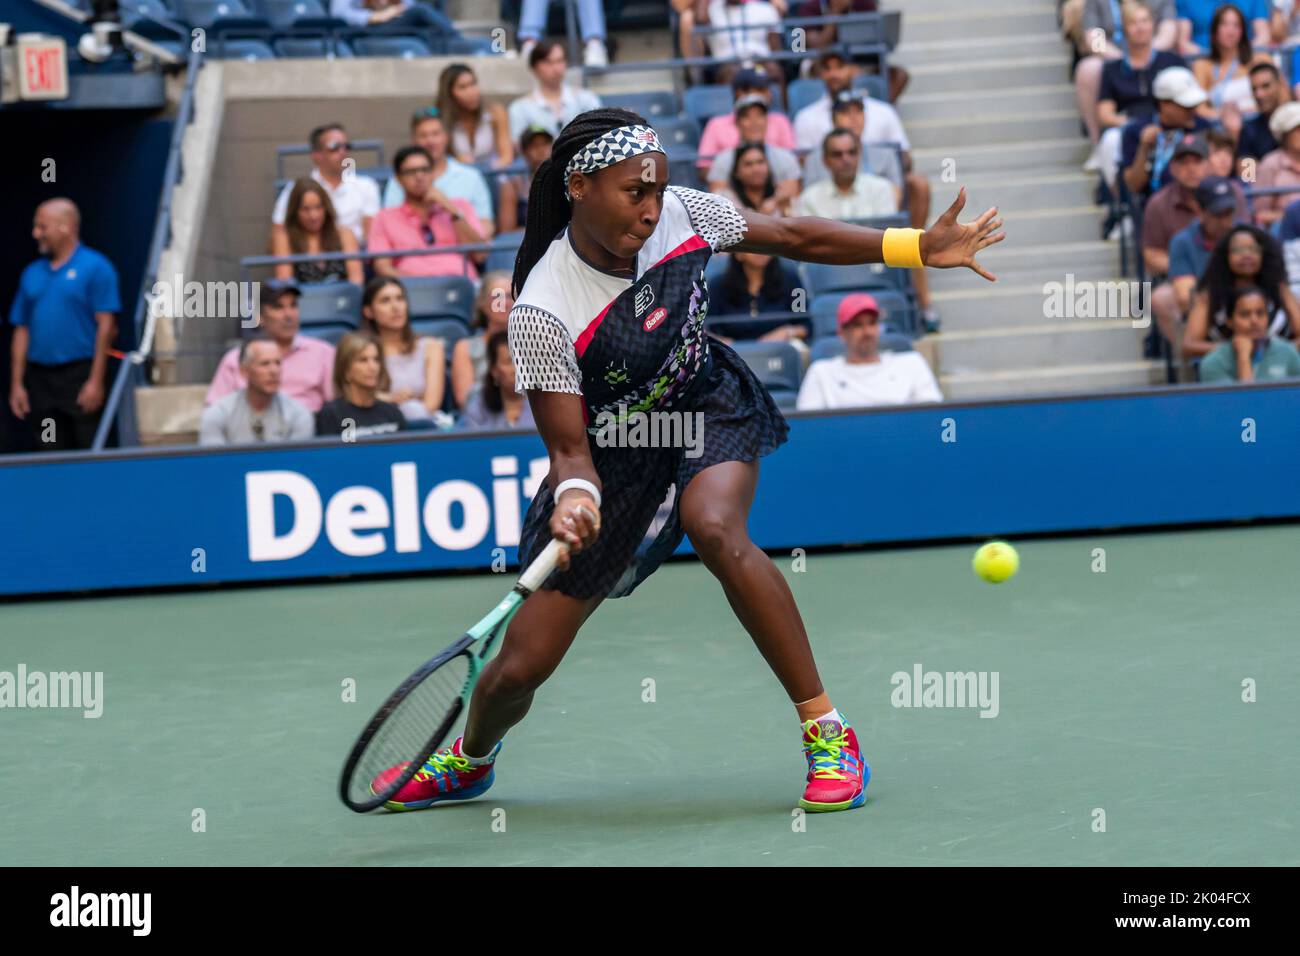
[812,708,844,726]
[459,740,498,766]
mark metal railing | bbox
[93,45,204,451]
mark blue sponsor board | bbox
[1,385,1297,597]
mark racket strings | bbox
[345,655,471,807]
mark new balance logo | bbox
[634,284,654,317]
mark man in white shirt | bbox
[271,124,380,247]
[795,129,897,219]
[199,337,315,446]
[508,40,602,141]
[703,0,783,84]
[796,292,943,410]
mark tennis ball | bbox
[972,541,1019,584]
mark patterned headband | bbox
[563,125,666,200]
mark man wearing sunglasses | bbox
[795,128,897,220]
[368,145,487,279]
[271,123,380,248]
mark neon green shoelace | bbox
[413,750,471,783]
[805,726,850,781]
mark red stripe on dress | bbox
[572,234,709,358]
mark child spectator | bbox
[370,146,488,279]
[271,179,363,285]
[315,332,407,437]
[360,277,447,423]
[437,63,514,168]
[199,338,314,446]
[206,282,334,413]
[507,41,601,140]
[457,331,536,430]
[1199,284,1300,381]
[452,271,513,408]
[271,124,379,246]
[796,293,942,409]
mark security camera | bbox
[77,0,123,64]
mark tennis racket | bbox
[339,537,567,812]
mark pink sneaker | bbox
[371,737,500,811]
[799,716,869,812]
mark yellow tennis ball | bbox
[973,541,1019,584]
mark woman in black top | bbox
[315,332,407,438]
[709,250,807,343]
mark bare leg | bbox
[1075,54,1104,144]
[461,588,602,755]
[678,459,826,709]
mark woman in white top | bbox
[361,276,447,422]
[438,64,514,169]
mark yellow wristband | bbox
[882,228,925,269]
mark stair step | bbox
[897,31,1068,65]
[906,55,1068,95]
[896,0,1058,13]
[937,320,1148,373]
[941,360,1166,400]
[929,282,1141,331]
[906,109,1082,149]
[899,83,1075,121]
[929,173,1099,215]
[914,136,1091,175]
[904,5,1061,42]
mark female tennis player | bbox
[376,108,1003,813]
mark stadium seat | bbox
[799,261,902,298]
[215,38,276,59]
[599,91,679,119]
[250,0,324,30]
[272,36,352,57]
[809,290,912,338]
[682,85,734,124]
[350,36,432,58]
[119,0,177,24]
[173,0,263,30]
[786,78,825,118]
[411,318,471,347]
[809,332,911,363]
[731,341,802,405]
[852,73,888,103]
[402,276,475,323]
[297,282,362,327]
[668,159,707,191]
[485,231,524,274]
[651,116,701,152]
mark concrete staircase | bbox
[894,0,1164,399]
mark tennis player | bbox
[375,108,1003,813]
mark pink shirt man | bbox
[367,199,483,279]
[206,335,335,412]
[697,112,797,169]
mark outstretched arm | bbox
[730,187,1005,281]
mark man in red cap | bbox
[795,292,943,410]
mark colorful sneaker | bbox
[371,737,501,812]
[799,716,868,812]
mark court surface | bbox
[2,525,1297,866]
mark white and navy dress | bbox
[509,186,790,599]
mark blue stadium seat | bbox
[799,261,902,298]
[402,276,475,323]
[297,282,362,327]
[350,35,432,58]
[682,85,734,124]
[599,90,679,119]
[298,324,351,345]
[731,341,802,402]
[786,78,825,118]
[485,231,524,274]
[705,252,729,289]
[852,73,888,103]
[668,159,706,192]
[272,37,351,58]
[173,0,259,29]
[119,0,176,24]
[809,290,912,338]
[250,0,324,29]
[216,38,276,59]
[411,318,471,347]
[651,116,701,152]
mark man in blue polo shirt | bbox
[1151,174,1240,358]
[8,199,120,451]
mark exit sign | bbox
[18,36,69,101]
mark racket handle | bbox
[518,538,567,594]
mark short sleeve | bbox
[89,256,121,314]
[358,177,380,219]
[508,305,583,394]
[1098,61,1119,103]
[667,186,749,252]
[271,182,292,225]
[1167,231,1196,279]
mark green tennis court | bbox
[3,525,1296,867]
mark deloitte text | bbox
[594,405,705,458]
[0,665,103,718]
[246,456,548,561]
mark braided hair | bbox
[511,107,650,298]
